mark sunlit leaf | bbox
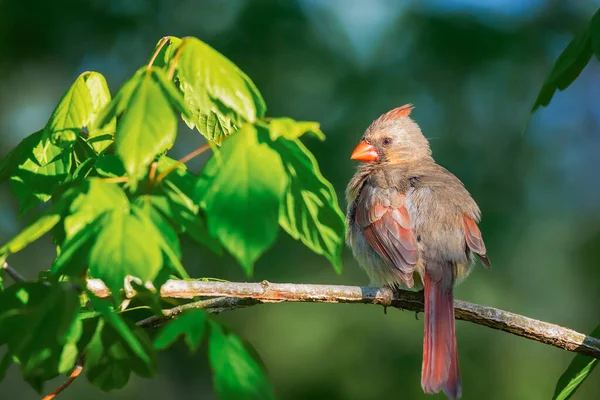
[196,125,287,274]
[175,37,266,143]
[96,68,184,188]
[266,118,325,141]
[6,130,72,214]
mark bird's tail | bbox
[421,269,461,400]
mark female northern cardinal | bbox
[346,104,490,400]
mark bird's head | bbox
[350,104,432,165]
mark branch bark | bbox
[86,279,600,359]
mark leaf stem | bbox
[167,38,189,80]
[147,36,170,70]
[153,143,211,185]
[42,362,83,400]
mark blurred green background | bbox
[2,0,600,398]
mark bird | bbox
[345,104,490,400]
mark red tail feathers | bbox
[422,272,462,400]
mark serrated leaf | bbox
[271,135,345,273]
[88,209,163,297]
[208,320,275,400]
[175,37,266,143]
[532,19,595,112]
[0,283,81,393]
[267,118,325,141]
[553,323,600,400]
[196,125,287,274]
[7,130,72,214]
[153,309,207,352]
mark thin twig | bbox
[42,362,83,400]
[85,279,600,359]
[1,262,26,282]
[167,38,189,80]
[147,36,170,70]
[153,143,211,185]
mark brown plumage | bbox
[346,105,490,400]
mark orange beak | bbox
[351,140,379,162]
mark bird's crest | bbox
[380,104,414,121]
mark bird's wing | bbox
[462,215,491,268]
[355,188,419,286]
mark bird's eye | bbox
[382,137,391,146]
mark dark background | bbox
[2,0,600,399]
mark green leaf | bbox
[87,294,156,377]
[84,73,115,153]
[97,68,181,188]
[7,130,72,214]
[532,20,595,112]
[271,136,345,273]
[266,118,325,141]
[52,179,130,277]
[553,323,600,400]
[117,70,177,187]
[0,212,61,263]
[175,37,266,143]
[47,72,94,147]
[153,309,207,352]
[83,315,156,391]
[209,320,275,400]
[94,154,126,178]
[154,156,221,254]
[131,198,189,279]
[0,283,81,393]
[63,179,130,240]
[196,125,287,274]
[88,209,163,297]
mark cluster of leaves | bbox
[0,35,345,397]
[531,8,600,400]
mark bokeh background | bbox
[2,0,600,399]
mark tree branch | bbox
[85,279,600,359]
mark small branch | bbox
[2,262,26,282]
[42,362,83,400]
[153,143,211,185]
[86,279,600,359]
[147,36,169,70]
[167,38,188,80]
